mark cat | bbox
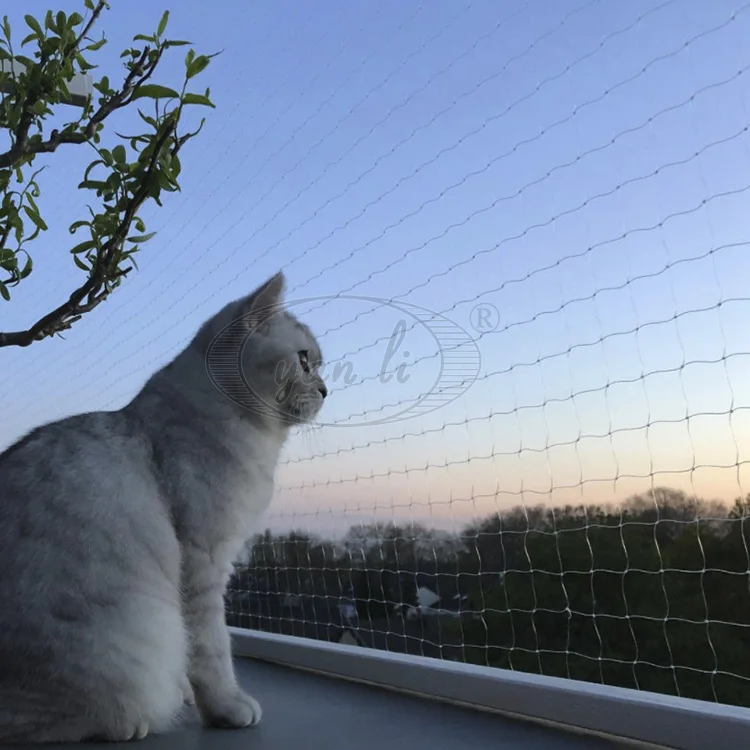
[0,270,327,743]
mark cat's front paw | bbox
[203,690,262,729]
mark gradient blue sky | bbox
[3,0,750,535]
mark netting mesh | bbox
[3,0,750,709]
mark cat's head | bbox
[206,271,327,426]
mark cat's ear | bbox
[241,271,286,330]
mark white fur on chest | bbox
[217,423,283,537]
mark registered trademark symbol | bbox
[470,302,500,333]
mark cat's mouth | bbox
[285,394,323,425]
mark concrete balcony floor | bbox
[71,658,632,749]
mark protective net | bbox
[3,0,749,709]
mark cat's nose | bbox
[318,383,328,399]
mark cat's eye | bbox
[298,350,309,373]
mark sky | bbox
[2,0,750,536]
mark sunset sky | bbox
[2,0,750,535]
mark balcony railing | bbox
[221,504,750,749]
[227,497,750,707]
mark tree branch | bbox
[71,1,108,55]
[0,45,163,169]
[0,118,201,348]
[0,5,215,346]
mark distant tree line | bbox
[229,487,750,708]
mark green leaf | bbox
[83,159,105,182]
[23,205,48,232]
[105,171,121,191]
[75,53,96,73]
[72,254,90,271]
[165,40,191,48]
[127,232,156,243]
[112,144,127,163]
[69,220,91,234]
[169,153,182,180]
[181,92,215,108]
[19,253,32,279]
[130,84,180,101]
[137,109,158,128]
[24,15,43,38]
[58,78,72,101]
[186,54,210,79]
[0,280,9,301]
[133,33,155,43]
[94,74,111,95]
[0,258,18,275]
[157,10,169,37]
[84,0,95,10]
[78,179,109,191]
[70,239,97,255]
[2,16,11,43]
[69,12,83,27]
[86,37,106,52]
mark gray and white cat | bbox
[0,271,327,743]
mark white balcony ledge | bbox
[74,657,622,750]
[54,628,750,749]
